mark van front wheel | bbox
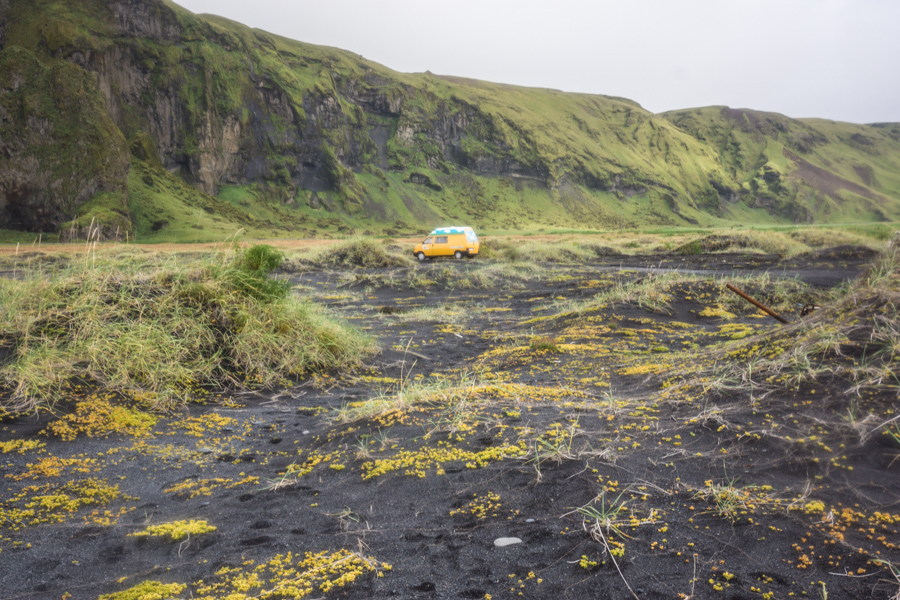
[417,252,426,261]
[454,251,464,259]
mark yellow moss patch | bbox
[360,443,526,480]
[717,323,757,340]
[0,439,45,454]
[7,455,84,480]
[163,475,259,499]
[699,306,736,319]
[175,413,237,437]
[130,519,216,541]
[99,581,187,600]
[618,362,670,376]
[1,478,128,531]
[450,492,505,519]
[44,396,157,441]
[194,549,391,599]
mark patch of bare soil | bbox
[2,252,899,600]
[784,149,886,203]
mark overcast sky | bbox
[174,0,900,124]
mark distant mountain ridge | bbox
[1,0,899,241]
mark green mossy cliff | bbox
[1,0,899,240]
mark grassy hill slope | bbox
[0,0,899,241]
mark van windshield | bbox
[423,237,433,244]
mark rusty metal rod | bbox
[725,284,790,324]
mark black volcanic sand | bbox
[3,251,900,600]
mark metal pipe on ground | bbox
[725,284,790,324]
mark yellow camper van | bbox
[413,226,480,261]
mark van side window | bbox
[435,236,448,244]
[423,237,433,244]
[466,231,477,242]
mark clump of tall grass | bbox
[0,244,376,411]
[412,262,542,289]
[313,238,410,269]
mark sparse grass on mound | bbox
[549,271,699,316]
[312,238,411,269]
[382,303,472,325]
[0,245,376,411]
[674,234,900,403]
[549,268,831,320]
[481,239,598,263]
[674,227,887,258]
[717,272,832,315]
[674,231,808,256]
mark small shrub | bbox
[676,241,702,255]
[530,337,562,353]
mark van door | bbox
[432,235,449,256]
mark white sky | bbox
[173,0,900,124]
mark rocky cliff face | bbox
[0,0,898,239]
[0,44,130,236]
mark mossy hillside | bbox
[124,157,822,242]
[296,170,731,235]
[3,0,116,56]
[3,0,900,242]
[402,76,731,202]
[663,107,900,221]
[127,159,327,242]
[151,7,900,226]
[0,230,59,244]
[59,191,132,241]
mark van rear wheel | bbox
[417,252,426,261]
[454,251,464,259]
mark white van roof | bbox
[429,226,474,235]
